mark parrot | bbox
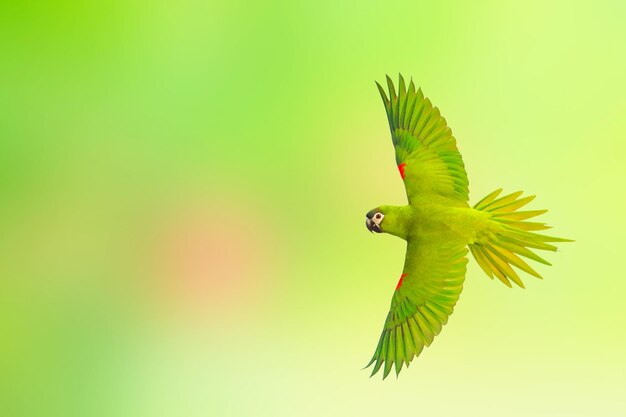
[364,74,572,379]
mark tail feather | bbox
[470,189,573,288]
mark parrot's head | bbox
[365,205,409,239]
[365,208,385,233]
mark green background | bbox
[1,1,625,416]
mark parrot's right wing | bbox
[366,238,468,379]
[376,75,469,205]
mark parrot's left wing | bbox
[376,75,469,204]
[366,238,468,379]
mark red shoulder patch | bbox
[396,273,408,290]
[397,163,406,180]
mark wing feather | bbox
[377,74,469,204]
[366,239,468,378]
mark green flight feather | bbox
[366,240,468,379]
[376,74,469,203]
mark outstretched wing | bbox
[376,75,469,204]
[366,238,468,379]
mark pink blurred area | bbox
[131,189,280,321]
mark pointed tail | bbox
[469,189,573,288]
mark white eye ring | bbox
[375,213,383,220]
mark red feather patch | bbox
[397,163,406,180]
[396,273,408,290]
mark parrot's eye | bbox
[375,213,382,220]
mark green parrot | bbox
[364,74,571,379]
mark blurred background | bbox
[1,1,625,416]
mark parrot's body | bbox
[364,75,571,379]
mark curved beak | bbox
[365,216,382,233]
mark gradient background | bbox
[1,1,625,416]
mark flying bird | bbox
[365,74,571,379]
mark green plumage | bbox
[365,75,572,379]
